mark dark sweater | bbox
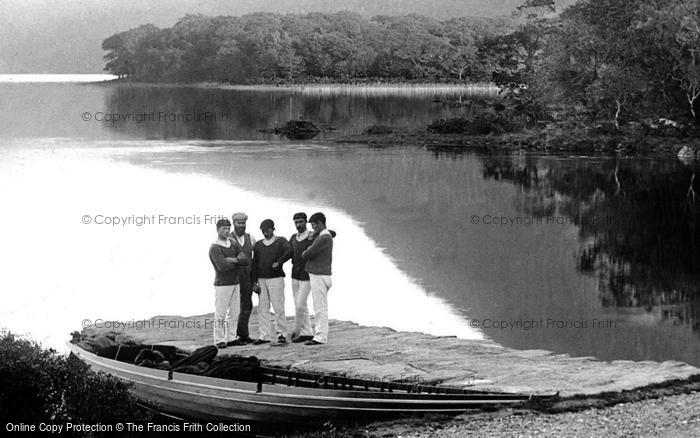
[209,241,248,286]
[230,232,254,282]
[290,232,314,281]
[252,236,292,281]
[302,230,333,275]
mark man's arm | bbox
[250,242,260,283]
[301,234,332,261]
[231,243,250,266]
[210,246,236,271]
[277,237,293,265]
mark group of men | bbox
[208,211,334,348]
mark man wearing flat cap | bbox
[229,212,256,345]
[251,219,292,345]
[208,218,250,349]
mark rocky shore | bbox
[330,389,700,437]
[331,128,700,158]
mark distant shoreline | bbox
[89,79,499,94]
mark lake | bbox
[1,79,699,366]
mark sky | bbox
[0,0,578,74]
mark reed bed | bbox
[198,82,499,97]
[297,83,499,97]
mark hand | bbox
[252,283,261,294]
[272,262,279,269]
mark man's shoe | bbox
[292,335,313,343]
[216,342,227,349]
[252,339,270,345]
[227,339,245,347]
[239,337,255,344]
[277,336,287,344]
[304,340,324,346]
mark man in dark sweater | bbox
[301,212,334,345]
[251,219,292,345]
[230,212,255,345]
[289,212,314,343]
[208,218,250,349]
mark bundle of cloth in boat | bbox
[133,349,168,369]
[169,345,219,373]
[202,356,261,382]
[72,330,134,354]
[167,346,262,382]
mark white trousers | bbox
[257,277,287,341]
[213,284,240,344]
[309,274,332,344]
[292,279,312,337]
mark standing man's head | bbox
[260,219,275,240]
[293,212,307,233]
[232,212,248,237]
[308,212,327,233]
[216,218,232,240]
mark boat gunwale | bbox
[67,342,536,407]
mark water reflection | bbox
[480,155,700,306]
[2,82,700,366]
[0,139,481,349]
[111,143,700,365]
[0,82,482,140]
[101,85,473,140]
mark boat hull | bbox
[67,343,529,423]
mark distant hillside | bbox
[1,0,579,73]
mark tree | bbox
[641,1,700,123]
[102,24,163,78]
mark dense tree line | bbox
[493,0,700,125]
[103,0,700,125]
[102,12,512,83]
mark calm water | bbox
[1,81,699,366]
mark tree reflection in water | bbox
[479,154,700,330]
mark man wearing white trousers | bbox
[289,212,314,343]
[251,219,292,345]
[208,218,250,349]
[302,212,335,346]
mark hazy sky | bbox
[0,0,576,73]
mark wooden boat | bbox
[67,342,552,423]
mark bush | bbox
[0,330,154,425]
[363,124,394,135]
[427,112,529,135]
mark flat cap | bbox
[309,212,326,224]
[216,218,232,228]
[232,212,248,221]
